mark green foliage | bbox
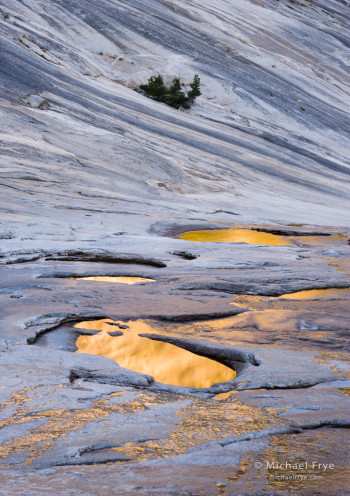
[140,75,166,102]
[139,74,201,109]
[38,98,49,109]
[187,74,202,100]
[168,77,187,108]
[169,77,181,95]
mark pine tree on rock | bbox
[140,75,166,101]
[169,77,182,95]
[168,77,186,108]
[187,74,202,101]
[139,74,201,109]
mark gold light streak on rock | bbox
[112,397,283,463]
[0,389,163,467]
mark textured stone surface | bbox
[1,0,350,494]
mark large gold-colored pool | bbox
[75,319,235,388]
[178,228,292,246]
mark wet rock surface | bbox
[1,0,350,493]
[1,233,349,494]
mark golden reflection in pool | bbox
[178,229,292,246]
[294,234,348,247]
[75,319,235,388]
[279,288,350,299]
[213,391,237,400]
[70,276,156,284]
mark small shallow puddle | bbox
[75,319,235,388]
[280,288,350,299]
[70,276,155,284]
[178,228,292,246]
[328,259,350,274]
[213,390,237,400]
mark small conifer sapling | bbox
[139,74,201,109]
